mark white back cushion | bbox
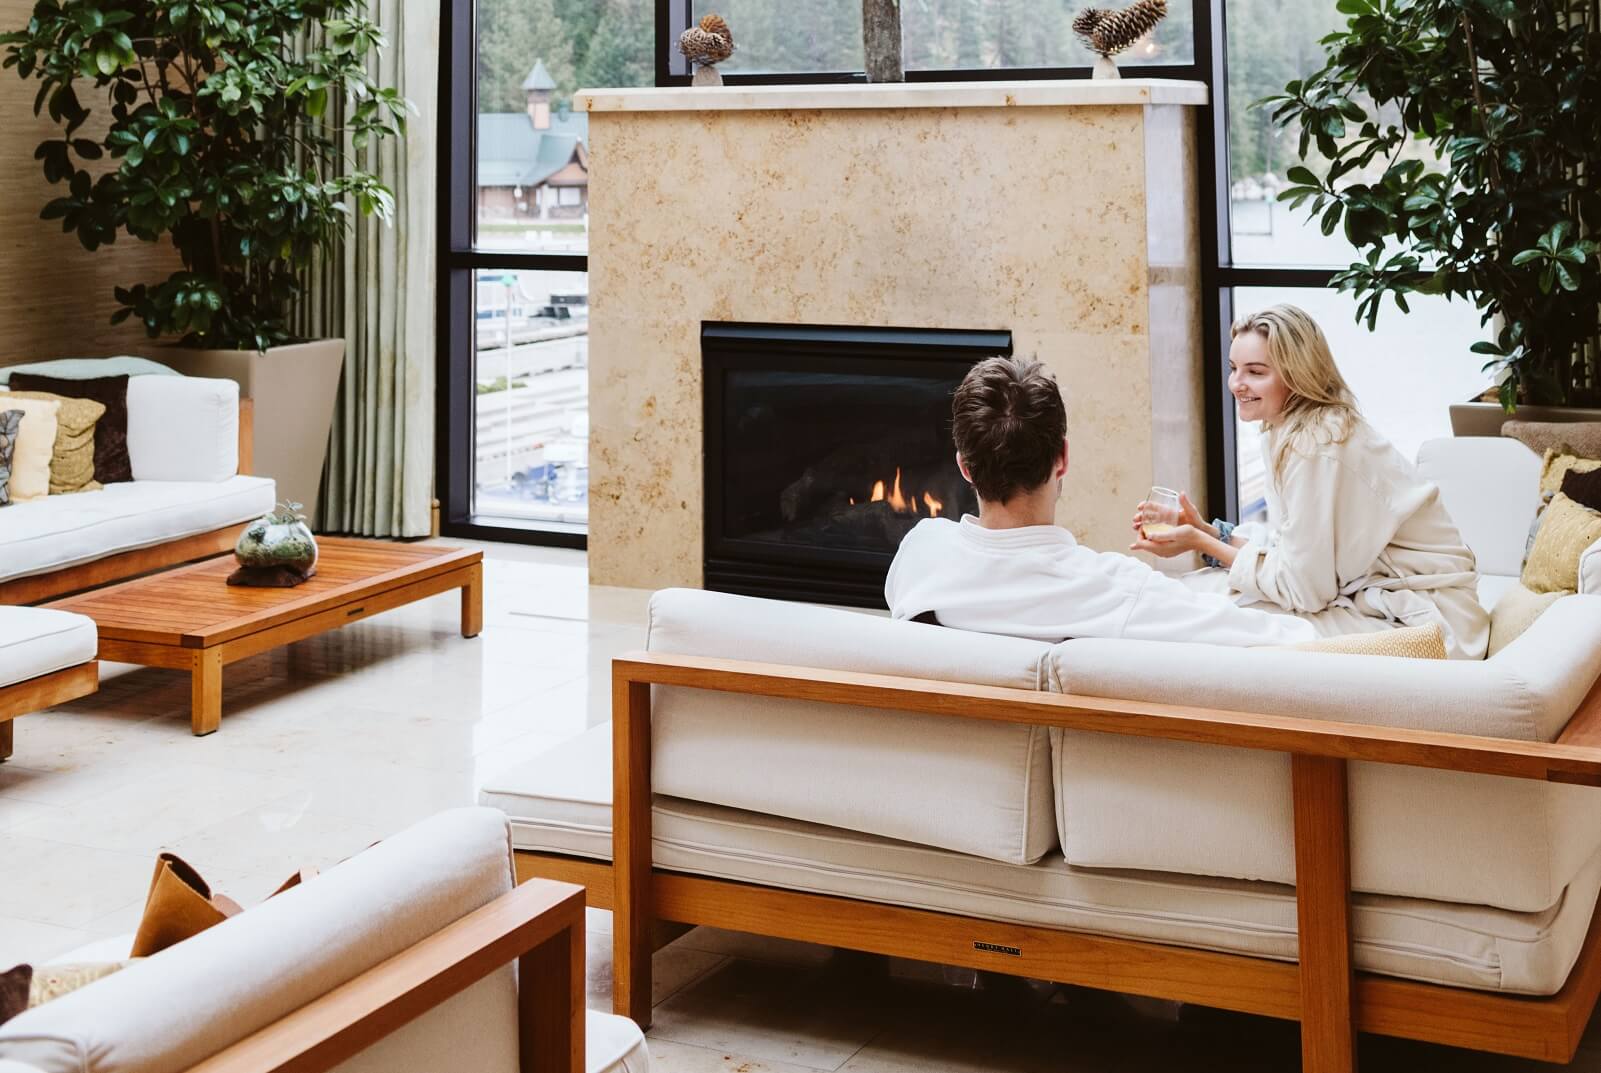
[1049,596,1601,912]
[0,808,520,1073]
[1416,436,1542,577]
[647,588,1059,865]
[126,375,238,482]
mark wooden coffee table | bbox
[46,538,483,736]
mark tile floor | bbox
[4,539,1601,1071]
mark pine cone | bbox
[1088,0,1167,57]
[699,12,733,47]
[1071,8,1105,48]
[678,25,734,65]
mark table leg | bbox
[191,650,223,736]
[461,562,484,639]
[0,719,12,761]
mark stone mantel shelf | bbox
[575,78,1207,113]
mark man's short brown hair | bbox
[951,356,1066,504]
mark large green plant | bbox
[1266,0,1601,408]
[1,0,409,350]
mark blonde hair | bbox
[1230,304,1360,482]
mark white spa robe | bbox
[1226,415,1490,660]
[885,514,1316,647]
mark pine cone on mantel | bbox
[1079,0,1167,57]
[678,13,735,67]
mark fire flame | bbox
[863,468,943,518]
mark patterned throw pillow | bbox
[1289,622,1448,659]
[8,372,132,483]
[1522,493,1601,594]
[0,390,105,494]
[0,409,20,507]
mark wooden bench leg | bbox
[1293,754,1356,1073]
[462,562,484,639]
[612,673,653,1028]
[0,719,12,761]
[191,649,223,736]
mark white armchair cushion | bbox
[0,608,96,689]
[0,808,521,1073]
[1050,597,1601,912]
[1583,537,1601,595]
[647,588,1059,865]
[1416,437,1542,578]
[125,375,239,482]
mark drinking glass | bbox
[1140,486,1183,539]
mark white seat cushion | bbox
[645,588,1059,865]
[0,608,96,689]
[587,1011,650,1073]
[0,476,274,583]
[1416,437,1542,578]
[483,729,1601,996]
[1049,596,1601,913]
[0,808,521,1073]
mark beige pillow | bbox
[1290,622,1447,659]
[0,395,59,502]
[1487,583,1566,658]
[1539,446,1601,496]
[0,390,104,494]
[27,961,131,1006]
[1522,493,1601,594]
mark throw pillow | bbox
[0,390,105,494]
[0,395,60,502]
[1289,622,1447,659]
[1539,445,1601,496]
[0,410,19,508]
[1561,466,1601,514]
[130,851,242,957]
[1522,493,1601,594]
[0,964,29,1027]
[1503,420,1601,462]
[26,961,131,1007]
[1487,584,1566,658]
[8,372,132,483]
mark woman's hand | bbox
[1130,523,1204,558]
[1131,491,1211,539]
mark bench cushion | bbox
[645,588,1058,865]
[0,609,95,690]
[0,476,274,584]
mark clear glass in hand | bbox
[1139,486,1183,539]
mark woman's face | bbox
[1228,331,1292,423]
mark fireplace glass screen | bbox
[704,324,1011,607]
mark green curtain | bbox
[298,0,438,537]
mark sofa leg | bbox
[612,674,654,1028]
[1292,754,1356,1073]
[0,719,12,761]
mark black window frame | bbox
[436,0,1336,545]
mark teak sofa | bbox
[484,437,1601,1073]
[0,607,97,760]
[0,372,272,605]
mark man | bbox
[885,355,1316,646]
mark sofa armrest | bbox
[126,375,239,481]
[187,879,586,1073]
[1582,537,1601,596]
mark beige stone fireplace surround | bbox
[577,79,1209,590]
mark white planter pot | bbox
[161,339,346,524]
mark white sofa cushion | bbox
[483,727,1601,997]
[0,808,521,1073]
[1584,537,1601,595]
[1050,596,1601,912]
[0,476,274,583]
[0,608,96,689]
[646,588,1058,865]
[1416,436,1542,579]
[125,375,239,483]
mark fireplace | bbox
[703,323,1012,607]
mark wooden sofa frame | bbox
[184,877,587,1073]
[0,399,255,606]
[510,650,1601,1073]
[0,661,97,761]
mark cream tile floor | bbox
[4,540,1601,1071]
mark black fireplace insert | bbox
[703,323,1012,607]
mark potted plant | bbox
[1,0,409,517]
[1265,0,1601,434]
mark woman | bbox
[1132,304,1490,659]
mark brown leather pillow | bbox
[8,373,132,483]
[1562,466,1601,514]
[0,963,31,1026]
